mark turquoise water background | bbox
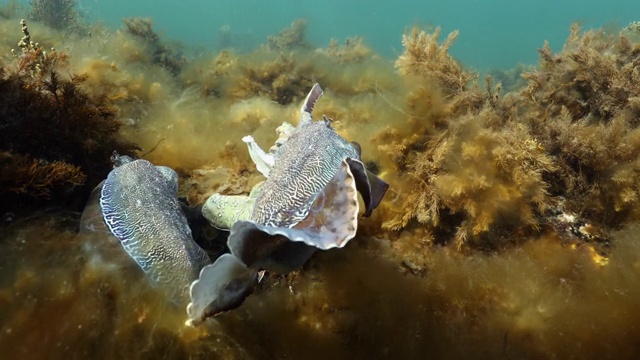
[22,1,640,71]
[75,0,640,71]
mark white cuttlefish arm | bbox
[242,135,274,177]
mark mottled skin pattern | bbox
[100,158,209,303]
[252,118,360,228]
[202,182,263,230]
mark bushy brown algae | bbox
[121,17,186,76]
[226,52,315,105]
[1,13,640,359]
[519,24,640,228]
[2,213,640,359]
[378,24,640,252]
[0,152,86,199]
[317,36,374,64]
[266,18,309,51]
[0,19,138,213]
[27,0,84,33]
[0,212,253,360]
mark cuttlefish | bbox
[82,152,262,323]
[191,84,389,324]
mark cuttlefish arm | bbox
[345,158,389,217]
[299,83,323,126]
[202,182,264,230]
[242,135,274,177]
[186,253,262,327]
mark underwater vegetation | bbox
[226,52,315,105]
[521,25,640,227]
[378,27,550,248]
[319,36,373,64]
[379,24,640,253]
[1,5,640,358]
[28,0,85,34]
[121,17,186,76]
[3,211,640,359]
[0,19,138,212]
[266,19,310,51]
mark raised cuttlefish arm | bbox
[242,135,274,177]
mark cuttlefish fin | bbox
[287,158,360,249]
[155,165,179,193]
[345,158,389,217]
[242,135,274,177]
[186,253,260,327]
[80,180,111,235]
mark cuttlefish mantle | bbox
[99,153,209,304]
[82,152,261,327]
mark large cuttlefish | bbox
[190,83,389,325]
[82,151,260,315]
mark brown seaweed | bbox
[0,20,138,212]
[122,17,186,76]
[266,19,309,51]
[228,52,314,105]
[396,27,475,94]
[319,36,374,64]
[0,152,86,199]
[27,0,84,33]
[376,24,640,251]
[519,24,640,228]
